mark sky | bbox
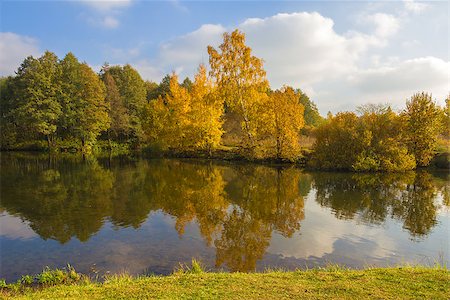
[0,0,448,114]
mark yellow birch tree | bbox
[207,29,269,148]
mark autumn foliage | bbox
[0,29,447,169]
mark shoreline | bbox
[1,148,448,171]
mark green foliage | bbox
[102,71,130,142]
[19,275,33,285]
[12,51,62,148]
[297,89,323,133]
[176,259,205,274]
[106,64,147,147]
[0,76,19,149]
[61,56,109,152]
[145,80,159,102]
[146,74,171,101]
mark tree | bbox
[181,77,193,92]
[13,52,62,149]
[147,74,171,101]
[310,112,362,170]
[441,94,450,138]
[402,92,441,167]
[145,80,159,102]
[311,106,416,171]
[59,53,109,151]
[106,64,147,146]
[208,29,269,147]
[352,104,416,172]
[297,89,323,133]
[258,86,304,160]
[189,64,224,153]
[103,71,130,143]
[0,76,18,148]
[147,73,192,149]
[148,66,223,153]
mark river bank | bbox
[2,266,448,299]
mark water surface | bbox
[1,153,448,282]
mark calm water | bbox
[0,153,449,282]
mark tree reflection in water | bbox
[312,171,448,239]
[1,153,447,271]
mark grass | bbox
[1,263,449,299]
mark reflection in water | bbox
[0,153,448,277]
[312,172,448,239]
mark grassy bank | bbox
[2,266,449,299]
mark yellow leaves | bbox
[256,86,305,160]
[402,92,442,167]
[208,29,269,147]
[148,66,223,152]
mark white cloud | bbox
[351,57,449,103]
[315,56,449,113]
[168,0,189,13]
[0,32,41,76]
[149,12,404,89]
[156,24,225,77]
[81,0,133,12]
[0,213,37,240]
[80,0,133,29]
[106,10,448,113]
[365,13,400,38]
[403,0,429,13]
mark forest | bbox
[1,30,449,171]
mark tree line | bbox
[0,29,448,170]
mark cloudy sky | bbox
[1,0,448,113]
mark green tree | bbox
[60,53,109,151]
[145,80,159,102]
[208,29,269,147]
[181,77,193,92]
[297,89,323,133]
[103,71,130,143]
[146,74,171,101]
[106,65,147,147]
[0,76,19,148]
[402,92,441,167]
[12,52,62,149]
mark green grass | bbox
[1,265,449,299]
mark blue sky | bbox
[1,0,448,113]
